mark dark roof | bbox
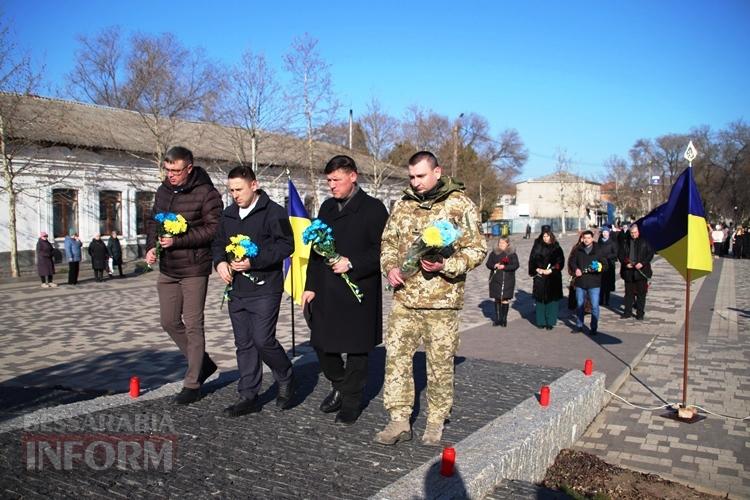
[0,92,396,174]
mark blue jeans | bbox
[575,287,600,331]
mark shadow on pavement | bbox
[0,349,186,394]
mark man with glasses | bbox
[146,146,223,405]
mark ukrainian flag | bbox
[636,167,712,281]
[284,179,311,304]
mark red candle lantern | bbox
[539,386,550,406]
[129,376,140,398]
[584,359,593,376]
[440,447,456,476]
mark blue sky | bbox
[5,0,749,179]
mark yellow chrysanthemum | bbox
[421,226,444,247]
[164,215,188,235]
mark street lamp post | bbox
[451,113,464,178]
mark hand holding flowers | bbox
[399,220,461,279]
[302,219,363,302]
[220,234,261,308]
[145,212,188,271]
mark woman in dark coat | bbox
[486,236,519,327]
[88,233,109,282]
[36,231,56,288]
[732,226,744,259]
[107,230,124,277]
[528,226,565,329]
[597,227,618,306]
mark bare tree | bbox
[67,28,224,177]
[554,150,572,234]
[220,49,287,169]
[283,33,339,213]
[357,97,399,196]
[400,105,451,154]
[0,20,71,277]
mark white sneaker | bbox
[40,283,49,288]
[48,282,58,288]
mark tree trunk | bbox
[1,115,20,277]
[8,188,19,277]
[305,114,319,214]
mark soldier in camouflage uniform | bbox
[374,151,487,446]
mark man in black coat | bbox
[568,230,608,334]
[212,166,295,417]
[618,223,654,320]
[302,155,389,425]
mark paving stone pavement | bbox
[573,257,750,499]
[0,352,566,499]
[3,232,742,499]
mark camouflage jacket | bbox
[381,177,487,309]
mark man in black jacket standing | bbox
[568,230,608,334]
[618,224,654,320]
[145,146,223,405]
[212,166,295,417]
[302,155,389,425]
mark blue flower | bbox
[154,213,166,223]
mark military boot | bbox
[422,421,444,446]
[373,419,412,445]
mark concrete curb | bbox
[371,370,606,500]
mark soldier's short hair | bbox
[408,151,438,169]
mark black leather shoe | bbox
[198,354,217,385]
[276,377,295,410]
[335,406,361,426]
[319,389,342,413]
[621,313,632,319]
[174,388,201,405]
[545,325,553,330]
[223,397,261,417]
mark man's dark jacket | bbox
[617,236,654,282]
[146,166,223,278]
[305,188,389,353]
[568,242,608,289]
[211,191,293,297]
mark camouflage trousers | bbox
[383,302,460,424]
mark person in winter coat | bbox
[303,155,389,426]
[597,226,618,306]
[711,224,725,257]
[486,237,519,327]
[145,146,223,405]
[568,230,608,334]
[107,230,124,277]
[618,224,654,320]
[528,226,565,330]
[88,233,109,282]
[376,151,486,447]
[64,229,83,285]
[732,226,744,259]
[36,231,57,288]
[212,166,295,417]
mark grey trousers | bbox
[157,273,209,389]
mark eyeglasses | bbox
[165,167,188,175]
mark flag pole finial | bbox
[684,141,698,168]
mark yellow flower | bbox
[233,246,246,259]
[422,226,444,247]
[164,215,188,235]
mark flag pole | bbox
[286,168,296,358]
[683,269,690,409]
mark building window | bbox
[135,191,155,235]
[99,190,122,235]
[52,189,78,238]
